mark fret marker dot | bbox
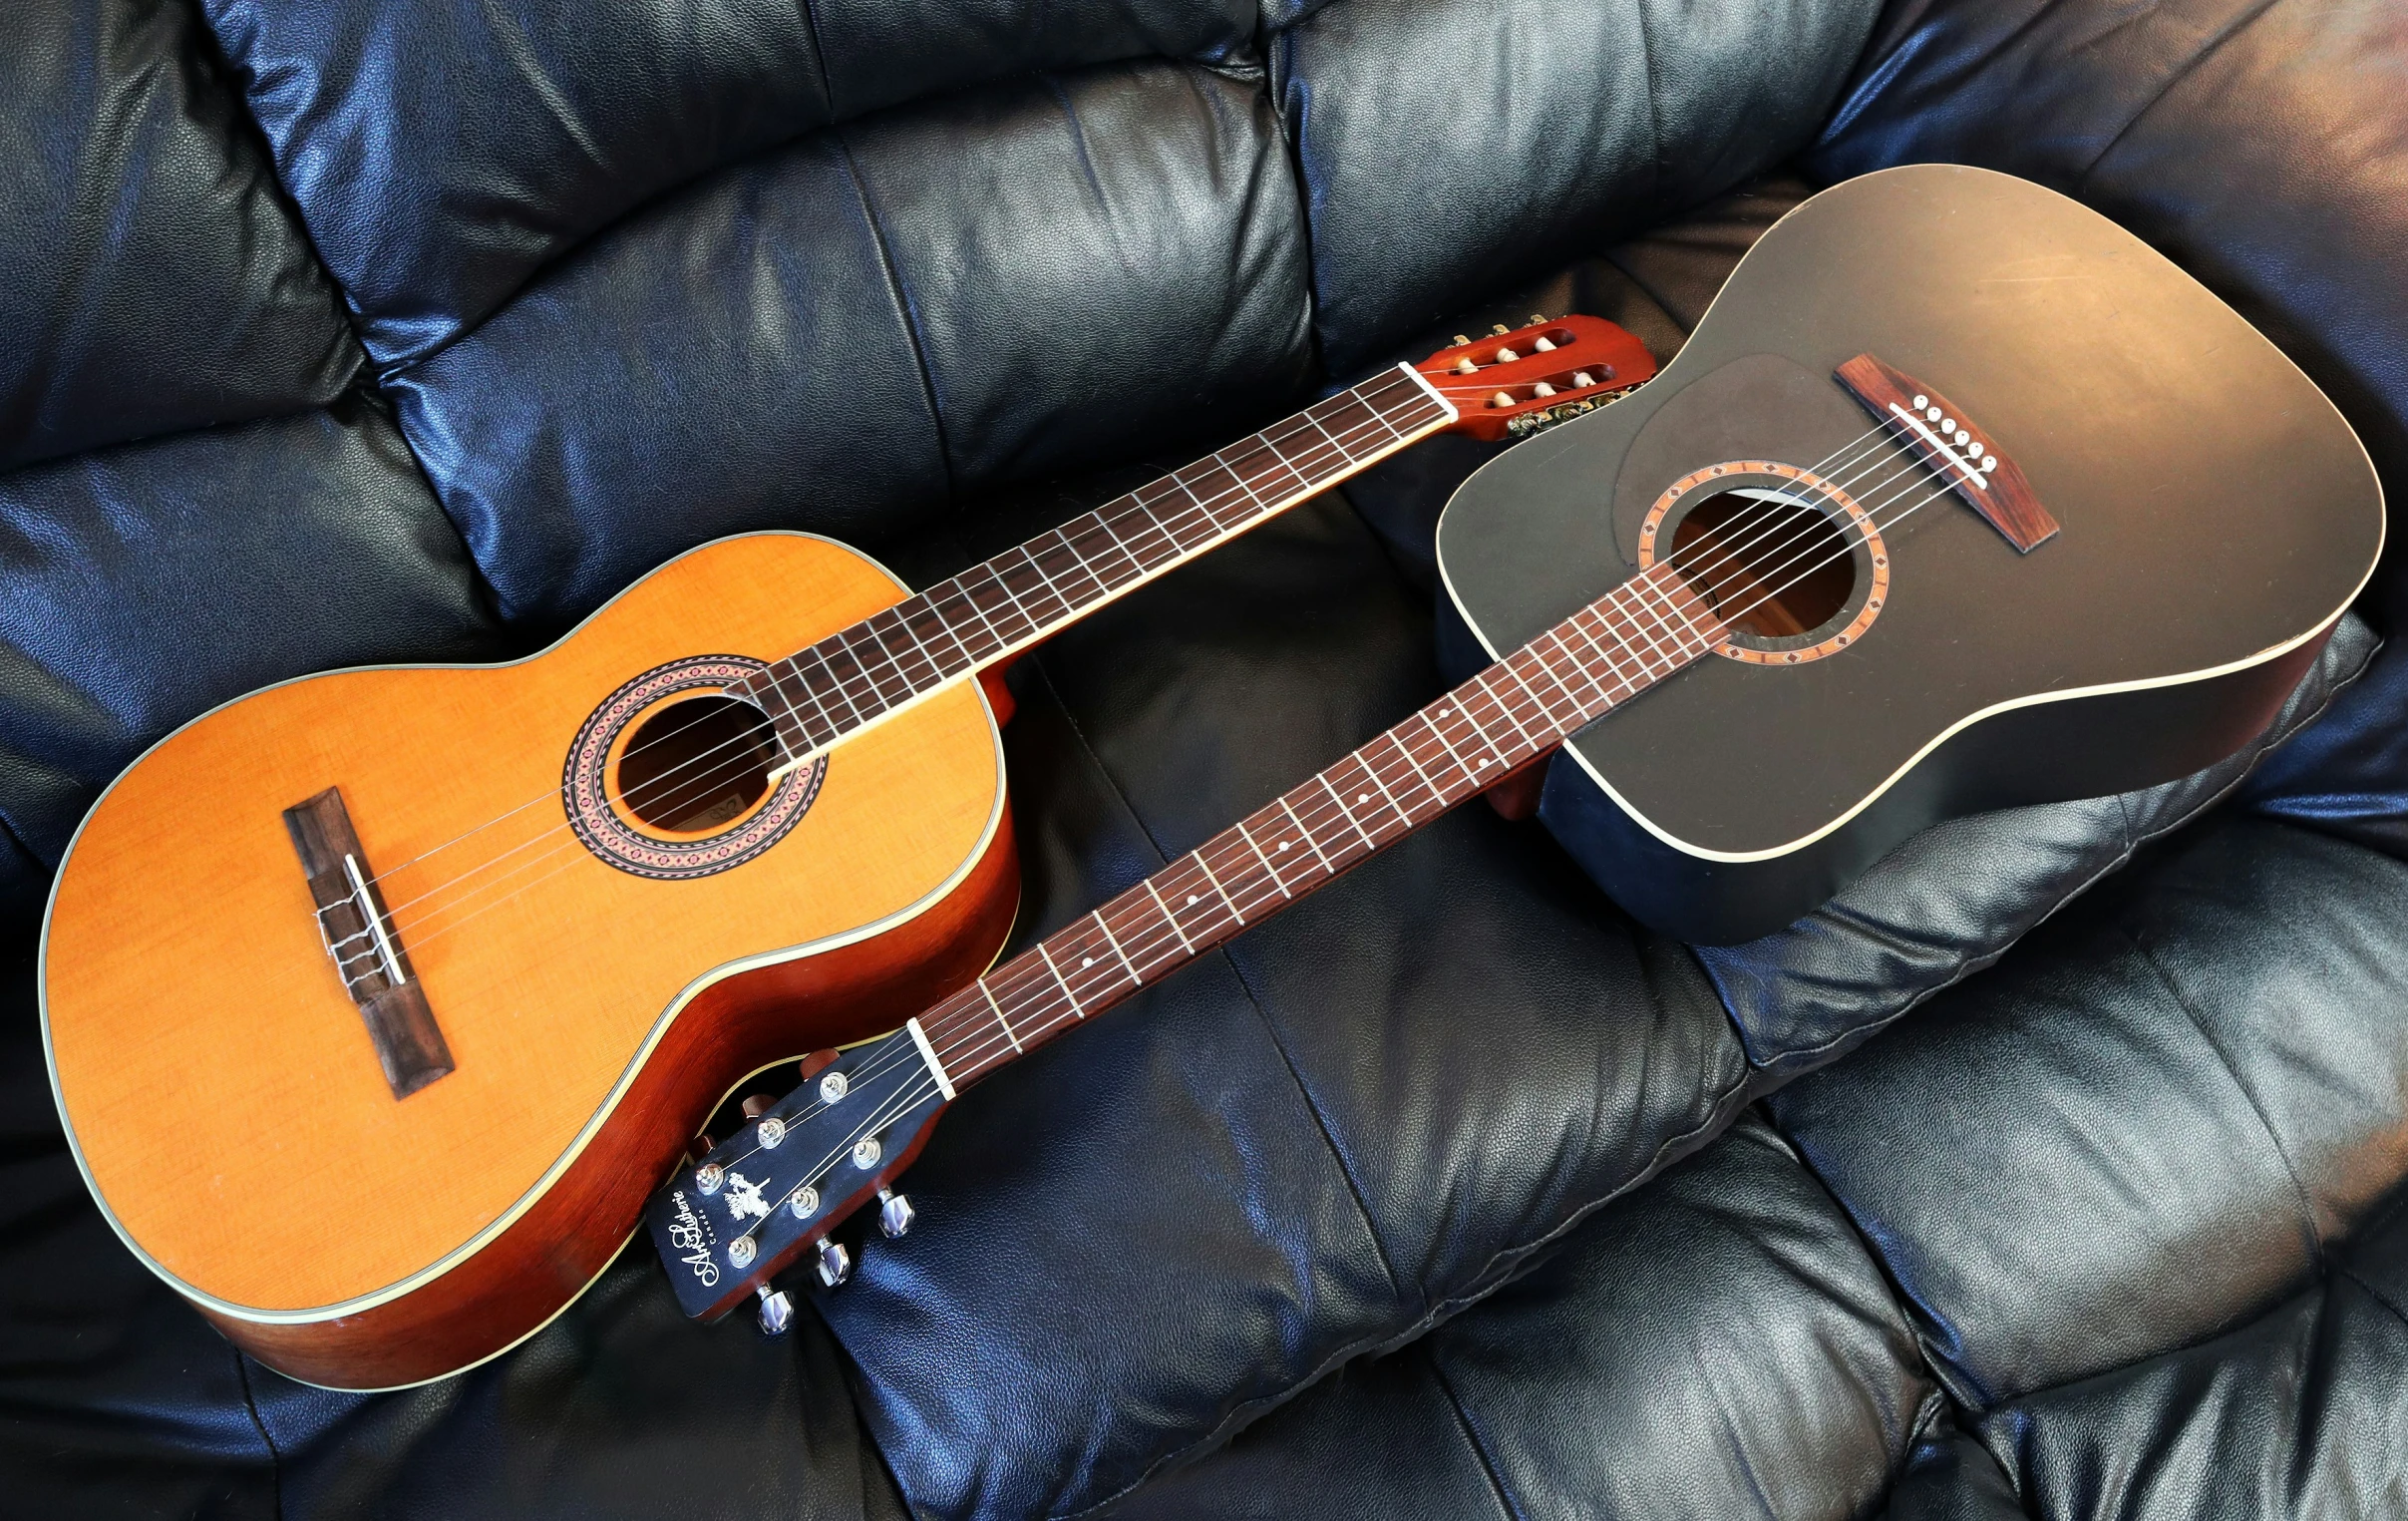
[1357,792,1369,804]
[1081,956,1094,967]
[1187,894,1200,906]
[1278,841,1290,851]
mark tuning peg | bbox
[1452,355,1476,374]
[1496,346,1519,362]
[741,1093,775,1119]
[1528,313,1548,326]
[1490,323,1511,336]
[877,1187,916,1239]
[815,1237,853,1289]
[756,1284,795,1335]
[1533,381,1556,397]
[1490,391,1514,409]
[1451,333,1471,347]
[1572,371,1595,388]
[687,1132,716,1164]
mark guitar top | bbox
[1438,165,2381,940]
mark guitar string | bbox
[906,423,1972,1082]
[727,435,1982,1246]
[310,412,1928,1018]
[327,355,1865,958]
[324,410,1923,1000]
[315,381,1459,956]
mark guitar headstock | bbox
[1418,314,1657,440]
[646,1026,947,1325]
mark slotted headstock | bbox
[647,1026,947,1323]
[1418,314,1657,440]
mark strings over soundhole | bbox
[617,695,781,834]
[1667,491,1856,640]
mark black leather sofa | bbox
[5,0,2404,1516]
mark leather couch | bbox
[4,0,2403,1515]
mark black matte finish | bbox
[3,0,2406,1513]
[1438,165,2382,941]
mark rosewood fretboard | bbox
[734,366,1457,764]
[912,561,1724,1089]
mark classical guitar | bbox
[41,316,1653,1389]
[647,165,2380,1330]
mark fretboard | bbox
[735,365,1458,764]
[914,562,1725,1090]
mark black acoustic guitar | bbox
[1437,164,2383,944]
[641,167,2381,1328]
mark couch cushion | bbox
[0,0,356,472]
[1769,815,2408,1407]
[384,60,1314,628]
[1116,1113,1943,1521]
[1274,0,1880,371]
[201,0,1254,369]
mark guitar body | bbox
[41,533,1016,1388]
[1438,166,2383,944]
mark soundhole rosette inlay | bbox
[564,654,826,880]
[1636,460,1889,665]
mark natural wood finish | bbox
[45,533,1015,1354]
[282,787,456,1098]
[1834,353,2059,553]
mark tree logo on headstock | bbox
[723,1171,772,1223]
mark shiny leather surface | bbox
[1,0,2404,1513]
[0,0,357,472]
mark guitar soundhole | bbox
[1668,491,1856,640]
[617,694,780,834]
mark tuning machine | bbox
[756,1284,795,1335]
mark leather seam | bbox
[2074,0,2289,192]
[1016,653,1409,1307]
[230,1349,283,1521]
[2116,921,2330,1279]
[1424,1354,1529,1521]
[829,133,960,504]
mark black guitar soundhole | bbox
[1668,490,1855,638]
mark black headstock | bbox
[646,1025,948,1323]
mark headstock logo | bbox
[666,1188,719,1287]
[724,1170,773,1222]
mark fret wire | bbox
[745,669,807,751]
[1065,510,1147,590]
[1381,724,1449,811]
[1413,708,1483,792]
[1001,544,1075,625]
[1518,628,1595,721]
[1317,772,1379,852]
[1547,623,1626,715]
[1618,569,1694,671]
[957,563,1036,647]
[1352,741,1417,827]
[1637,562,1715,652]
[1471,668,1545,754]
[1171,852,1244,939]
[868,607,940,693]
[1559,603,1644,701]
[1033,940,1092,1021]
[1436,694,1516,777]
[1584,576,1668,677]
[805,642,869,727]
[886,600,956,683]
[837,626,909,711]
[1100,488,1188,572]
[1142,878,1196,953]
[1238,424,1320,504]
[1090,906,1146,983]
[1201,831,1278,922]
[1501,648,1574,734]
[902,593,981,672]
[1033,527,1113,605]
[976,980,1023,1053]
[1201,448,1268,521]
[1231,816,1292,899]
[1277,796,1337,877]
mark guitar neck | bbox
[740,366,1459,764]
[919,562,1722,1089]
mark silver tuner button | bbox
[742,1093,775,1119]
[756,1285,794,1335]
[696,1161,725,1195]
[789,1186,820,1219]
[852,1136,882,1170]
[819,1070,850,1103]
[877,1187,916,1240]
[727,1234,756,1269]
[756,1116,786,1149]
[816,1237,853,1289]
